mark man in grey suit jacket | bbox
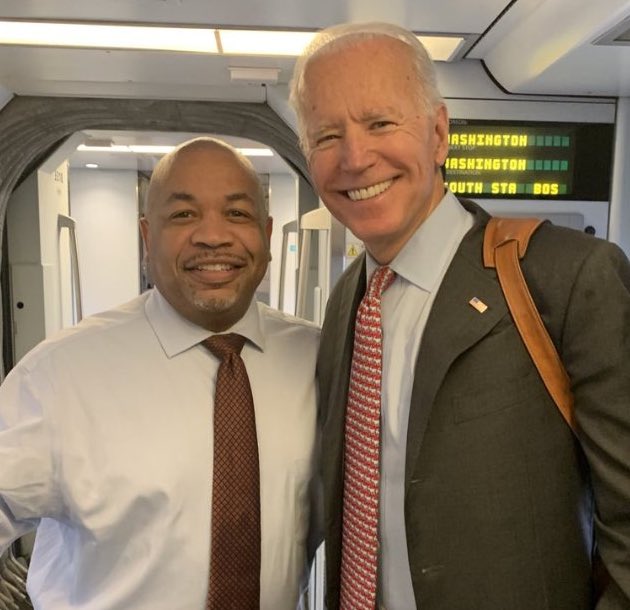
[290,21,630,609]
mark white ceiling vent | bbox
[228,67,281,85]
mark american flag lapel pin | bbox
[469,296,488,313]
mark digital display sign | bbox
[445,119,613,201]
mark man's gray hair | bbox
[289,22,444,152]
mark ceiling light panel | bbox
[78,143,273,157]
[129,145,176,154]
[0,20,466,61]
[238,148,274,156]
[218,29,315,56]
[0,20,218,53]
[77,144,131,152]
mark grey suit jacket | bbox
[317,199,630,609]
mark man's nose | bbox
[190,214,233,247]
[339,129,375,173]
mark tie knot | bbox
[367,266,395,298]
[204,333,246,360]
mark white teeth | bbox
[194,263,233,271]
[347,179,393,201]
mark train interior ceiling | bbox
[1,0,630,371]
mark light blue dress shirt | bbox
[365,192,474,609]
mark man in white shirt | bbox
[0,137,320,609]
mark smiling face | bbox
[140,141,272,331]
[302,37,449,264]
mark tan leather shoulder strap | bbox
[483,217,544,266]
[483,217,576,433]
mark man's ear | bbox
[265,216,273,247]
[139,216,150,254]
[433,104,450,167]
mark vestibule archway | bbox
[0,96,315,375]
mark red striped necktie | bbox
[340,265,396,609]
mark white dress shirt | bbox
[366,192,474,609]
[0,289,320,610]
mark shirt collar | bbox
[145,289,265,358]
[366,190,470,292]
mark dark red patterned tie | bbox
[204,333,260,610]
[340,266,395,610]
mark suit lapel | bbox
[322,254,365,427]
[320,255,366,503]
[319,256,366,601]
[404,209,508,488]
